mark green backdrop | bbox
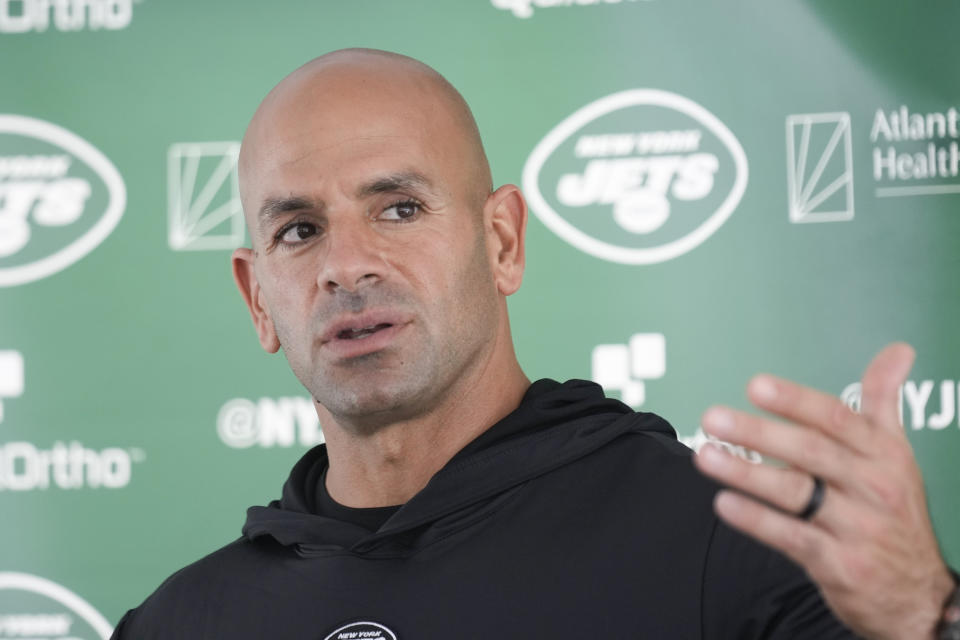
[1,1,957,634]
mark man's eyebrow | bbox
[257,196,320,229]
[255,172,435,233]
[355,171,435,198]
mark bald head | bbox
[238,48,493,244]
[230,48,529,433]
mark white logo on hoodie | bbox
[324,621,398,640]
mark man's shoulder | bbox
[532,407,723,526]
[581,408,709,481]
[112,535,286,638]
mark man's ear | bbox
[484,184,527,296]
[231,248,281,353]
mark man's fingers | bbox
[860,342,915,430]
[713,489,834,576]
[696,443,812,508]
[741,343,915,446]
[695,444,860,537]
[696,444,813,511]
[744,375,872,454]
[701,407,857,487]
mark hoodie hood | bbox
[242,379,675,557]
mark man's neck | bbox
[319,351,529,509]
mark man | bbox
[112,49,957,639]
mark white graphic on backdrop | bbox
[790,106,960,203]
[524,90,748,265]
[840,382,863,413]
[217,397,325,449]
[842,380,959,430]
[591,333,665,407]
[0,115,126,287]
[0,353,145,491]
[0,0,134,33]
[0,350,23,424]
[167,142,244,251]
[491,0,651,19]
[871,105,960,198]
[0,572,113,639]
[786,112,854,223]
[589,335,758,461]
[680,428,762,462]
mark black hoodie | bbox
[113,380,853,639]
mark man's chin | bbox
[313,376,433,431]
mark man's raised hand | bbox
[694,343,955,640]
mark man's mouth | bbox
[321,312,410,357]
[336,323,394,340]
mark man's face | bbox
[236,64,502,428]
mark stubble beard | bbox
[277,294,493,435]
[276,231,499,434]
[314,345,442,431]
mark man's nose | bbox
[318,218,384,294]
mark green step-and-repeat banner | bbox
[1,1,958,635]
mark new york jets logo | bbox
[0,115,126,287]
[324,621,398,640]
[523,90,748,264]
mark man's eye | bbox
[277,222,318,244]
[380,200,421,221]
